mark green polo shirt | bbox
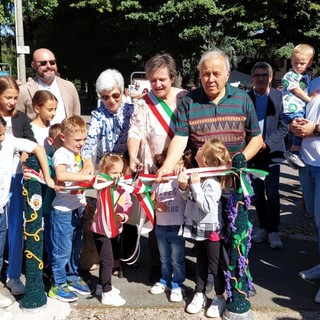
[175,84,261,155]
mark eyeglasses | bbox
[38,60,57,67]
[252,73,269,78]
[100,93,121,101]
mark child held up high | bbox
[179,139,231,318]
[91,153,132,306]
[282,44,319,168]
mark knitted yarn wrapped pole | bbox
[21,155,47,309]
[224,153,253,320]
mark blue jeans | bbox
[155,225,185,289]
[251,164,280,232]
[50,207,84,285]
[0,207,7,273]
[299,165,320,254]
[8,173,24,279]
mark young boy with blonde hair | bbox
[282,44,318,168]
[48,115,94,302]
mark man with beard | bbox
[16,48,80,124]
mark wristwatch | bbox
[314,124,320,136]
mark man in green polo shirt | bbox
[157,49,263,176]
[156,49,263,318]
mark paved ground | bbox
[2,160,320,320]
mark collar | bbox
[253,89,269,98]
[36,77,56,89]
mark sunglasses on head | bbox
[100,93,121,101]
[38,60,56,67]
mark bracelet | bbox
[314,124,320,137]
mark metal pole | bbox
[14,0,26,84]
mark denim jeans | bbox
[155,225,185,289]
[50,207,84,285]
[0,207,7,273]
[299,165,320,254]
[8,173,24,278]
[252,164,280,232]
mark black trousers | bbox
[93,232,113,293]
[194,239,225,295]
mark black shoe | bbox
[43,265,53,282]
[148,266,161,284]
[112,267,123,278]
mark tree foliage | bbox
[0,0,320,84]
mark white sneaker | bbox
[95,284,120,296]
[268,232,283,249]
[299,264,320,280]
[0,308,13,320]
[315,287,320,303]
[206,296,226,318]
[6,278,25,295]
[0,292,13,308]
[284,150,305,169]
[101,291,126,306]
[186,292,207,314]
[149,282,169,294]
[169,287,183,302]
[251,229,267,243]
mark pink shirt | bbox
[91,187,133,237]
[208,231,220,242]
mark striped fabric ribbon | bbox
[23,165,267,262]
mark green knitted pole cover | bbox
[21,155,47,309]
[225,153,253,314]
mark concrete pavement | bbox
[2,161,320,319]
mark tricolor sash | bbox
[144,90,176,139]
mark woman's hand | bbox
[129,156,143,173]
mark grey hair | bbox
[251,62,273,78]
[198,50,231,74]
[96,69,124,95]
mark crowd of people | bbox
[0,44,320,319]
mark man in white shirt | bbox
[16,48,81,124]
[130,81,143,104]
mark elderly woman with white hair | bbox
[82,69,135,283]
[82,69,134,168]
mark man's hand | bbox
[155,165,172,182]
[290,118,315,137]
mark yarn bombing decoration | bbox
[224,152,254,316]
[21,155,47,309]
